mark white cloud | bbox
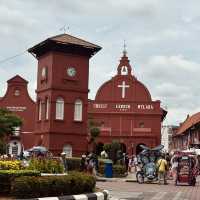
[136,55,200,125]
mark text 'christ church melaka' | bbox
[0,33,167,156]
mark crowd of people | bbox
[80,152,98,175]
[124,151,200,185]
[2,147,199,185]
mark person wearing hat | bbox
[61,152,68,173]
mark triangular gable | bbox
[7,75,28,84]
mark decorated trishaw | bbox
[172,151,199,186]
[136,144,164,183]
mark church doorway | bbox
[120,143,126,153]
[136,143,146,155]
[96,142,104,156]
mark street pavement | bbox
[96,173,200,200]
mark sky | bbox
[0,0,200,125]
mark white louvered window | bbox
[74,99,83,121]
[56,97,64,120]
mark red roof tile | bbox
[28,33,101,56]
[176,112,200,135]
[50,34,101,49]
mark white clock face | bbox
[67,67,76,77]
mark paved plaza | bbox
[97,177,200,200]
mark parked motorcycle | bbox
[136,144,164,184]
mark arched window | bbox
[74,99,83,121]
[63,144,72,157]
[14,89,20,96]
[45,97,49,120]
[139,122,145,128]
[13,127,21,136]
[121,66,128,75]
[38,100,42,120]
[56,97,64,120]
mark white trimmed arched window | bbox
[45,97,49,120]
[74,99,83,121]
[38,100,42,120]
[63,144,72,157]
[56,97,64,120]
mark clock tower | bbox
[28,34,101,156]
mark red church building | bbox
[0,75,36,155]
[0,33,166,156]
[88,49,166,155]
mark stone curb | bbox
[96,177,118,182]
[96,177,137,182]
[16,190,109,200]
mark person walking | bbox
[170,155,178,181]
[125,153,129,172]
[61,152,68,173]
[157,154,168,185]
[80,154,87,172]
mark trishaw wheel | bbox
[192,178,196,186]
[175,179,178,186]
[136,171,144,184]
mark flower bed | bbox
[28,158,64,173]
[0,160,23,170]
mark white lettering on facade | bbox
[137,104,154,110]
[115,104,131,109]
[6,106,27,112]
[93,104,108,109]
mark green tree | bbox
[88,120,100,153]
[0,108,22,154]
[104,140,121,164]
[0,139,6,155]
[103,143,111,153]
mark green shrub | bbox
[67,157,105,171]
[0,170,40,194]
[66,157,81,171]
[11,172,96,199]
[28,158,64,173]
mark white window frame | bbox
[121,66,128,75]
[74,99,83,121]
[63,144,72,157]
[38,100,42,120]
[13,127,20,136]
[46,98,49,120]
[56,97,64,120]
